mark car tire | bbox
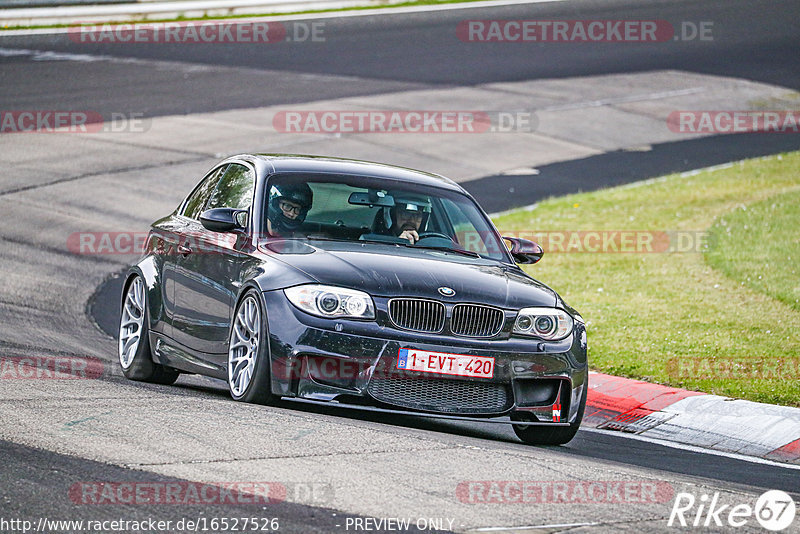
[118,275,180,385]
[511,377,588,446]
[227,289,275,405]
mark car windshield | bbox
[264,173,509,262]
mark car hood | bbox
[260,240,557,309]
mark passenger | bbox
[267,183,313,236]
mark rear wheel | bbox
[227,290,274,405]
[512,377,588,445]
[118,275,180,385]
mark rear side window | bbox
[183,165,226,219]
[206,164,255,211]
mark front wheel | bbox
[118,275,180,385]
[512,377,588,445]
[227,290,274,405]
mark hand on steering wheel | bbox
[397,229,420,244]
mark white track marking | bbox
[470,522,600,531]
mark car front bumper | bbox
[263,290,588,424]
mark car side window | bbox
[183,165,227,219]
[206,164,255,211]
[440,197,493,256]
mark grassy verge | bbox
[706,189,800,312]
[1,0,488,31]
[493,152,800,406]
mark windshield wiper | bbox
[410,244,482,258]
[306,235,353,242]
[359,237,482,258]
[357,237,406,246]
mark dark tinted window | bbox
[183,166,226,219]
[206,164,255,211]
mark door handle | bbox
[177,244,192,256]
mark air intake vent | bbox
[451,304,505,337]
[388,299,445,333]
[368,376,512,415]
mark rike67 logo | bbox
[668,490,796,531]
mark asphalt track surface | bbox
[0,439,422,534]
[2,0,800,115]
[2,0,800,532]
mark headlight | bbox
[513,307,573,340]
[284,285,375,320]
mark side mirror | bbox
[503,236,543,264]
[200,208,247,233]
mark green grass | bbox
[706,189,800,312]
[493,152,800,406]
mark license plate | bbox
[397,348,494,378]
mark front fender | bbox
[249,260,316,292]
[125,255,165,334]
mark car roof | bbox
[246,153,464,192]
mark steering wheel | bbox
[415,232,453,242]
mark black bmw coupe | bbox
[118,154,588,445]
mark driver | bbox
[380,191,431,244]
[267,182,313,236]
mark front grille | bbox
[451,304,505,337]
[388,299,445,333]
[368,376,512,415]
